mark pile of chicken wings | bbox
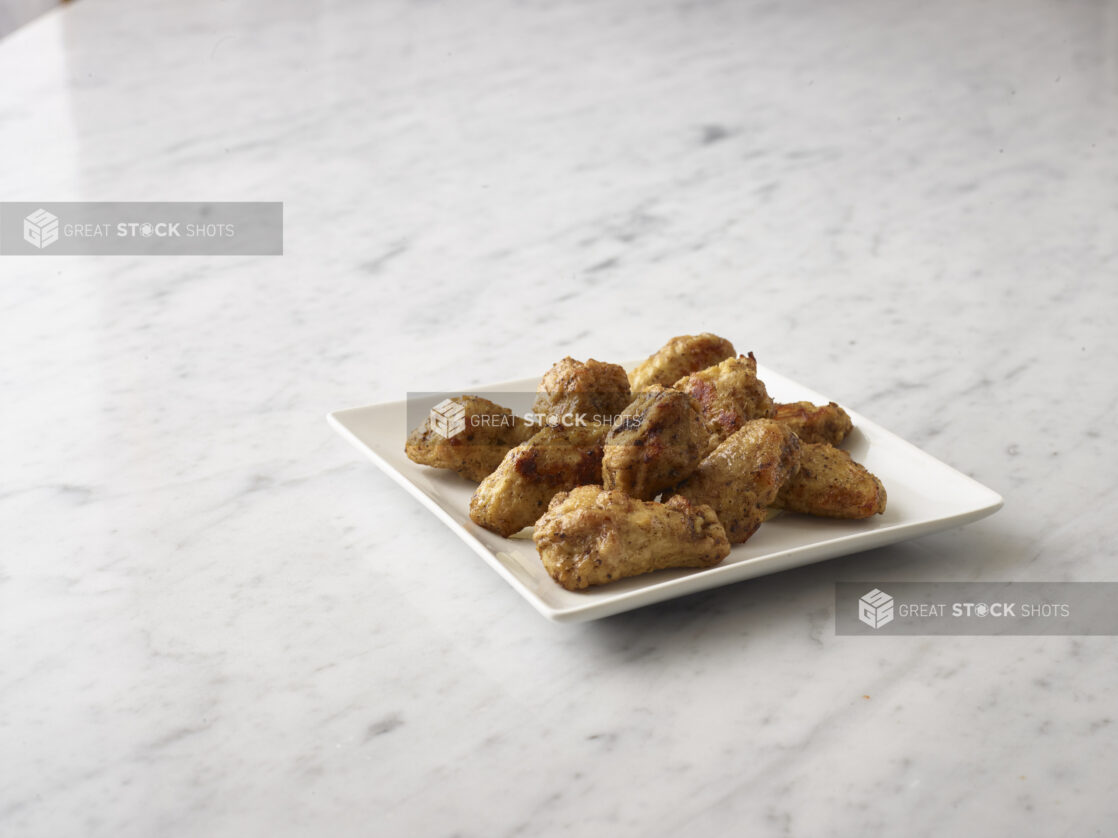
[406,333,886,591]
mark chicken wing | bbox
[772,401,853,446]
[774,442,886,518]
[533,485,730,590]
[469,423,609,537]
[671,419,801,543]
[628,332,736,393]
[532,357,631,426]
[405,395,532,482]
[602,385,711,500]
[673,353,775,448]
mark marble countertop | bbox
[2,0,1116,834]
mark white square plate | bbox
[328,364,1002,623]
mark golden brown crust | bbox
[469,424,609,537]
[602,385,711,500]
[772,401,853,446]
[774,442,886,519]
[532,485,730,590]
[673,353,775,449]
[532,357,631,426]
[671,419,801,543]
[628,333,736,393]
[404,395,533,483]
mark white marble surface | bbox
[1,0,1116,834]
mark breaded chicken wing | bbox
[774,442,886,518]
[533,485,730,590]
[469,423,609,537]
[671,419,801,543]
[772,401,853,446]
[532,357,631,426]
[602,385,711,500]
[673,353,775,448]
[405,395,532,482]
[628,333,736,392]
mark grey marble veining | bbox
[1,0,1116,835]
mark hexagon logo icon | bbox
[858,588,894,629]
[428,398,466,439]
[24,208,59,249]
